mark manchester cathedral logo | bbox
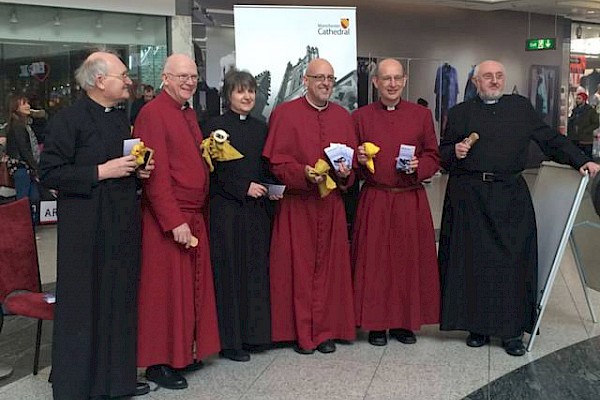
[340,18,350,29]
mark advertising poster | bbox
[234,5,357,122]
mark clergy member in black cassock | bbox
[40,52,152,399]
[438,60,599,357]
[205,69,274,362]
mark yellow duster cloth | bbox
[363,141,380,174]
[200,129,244,172]
[307,158,337,198]
[130,141,152,166]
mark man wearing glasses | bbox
[263,58,357,355]
[439,60,600,356]
[41,50,153,399]
[352,58,441,348]
[135,54,220,390]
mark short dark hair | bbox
[222,69,256,108]
[417,98,428,107]
[143,85,154,92]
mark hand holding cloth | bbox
[307,158,337,198]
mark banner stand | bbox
[527,162,589,352]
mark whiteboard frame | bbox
[527,162,589,351]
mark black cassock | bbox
[438,95,590,338]
[205,111,272,350]
[40,95,140,399]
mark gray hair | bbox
[74,48,116,90]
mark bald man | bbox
[263,58,357,354]
[135,54,220,389]
[439,60,600,356]
[352,59,440,347]
[41,50,153,399]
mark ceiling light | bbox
[136,18,143,31]
[53,13,61,26]
[9,9,18,24]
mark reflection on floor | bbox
[465,335,600,399]
[1,172,600,400]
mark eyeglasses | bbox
[306,74,336,83]
[104,72,130,81]
[480,73,504,82]
[379,75,405,83]
[166,73,199,83]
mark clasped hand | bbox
[455,142,471,159]
[98,156,154,181]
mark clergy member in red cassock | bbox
[352,58,441,347]
[135,54,220,390]
[263,58,356,355]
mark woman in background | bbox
[6,95,40,222]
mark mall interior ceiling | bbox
[192,0,600,27]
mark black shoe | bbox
[220,349,251,362]
[174,360,204,373]
[145,365,188,390]
[389,328,417,344]
[503,339,526,356]
[133,381,150,396]
[293,345,315,355]
[368,331,388,346]
[466,333,490,348]
[316,340,336,354]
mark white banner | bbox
[234,5,357,122]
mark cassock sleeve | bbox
[524,100,591,169]
[416,109,440,181]
[262,106,313,192]
[134,111,186,233]
[40,112,99,196]
[439,105,465,171]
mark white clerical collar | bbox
[104,107,113,113]
[239,114,247,121]
[382,100,400,111]
[305,96,329,111]
[483,99,499,104]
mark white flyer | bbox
[396,144,416,172]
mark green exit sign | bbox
[526,38,556,51]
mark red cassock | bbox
[134,92,220,368]
[263,97,357,350]
[351,100,441,331]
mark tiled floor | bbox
[1,171,600,400]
